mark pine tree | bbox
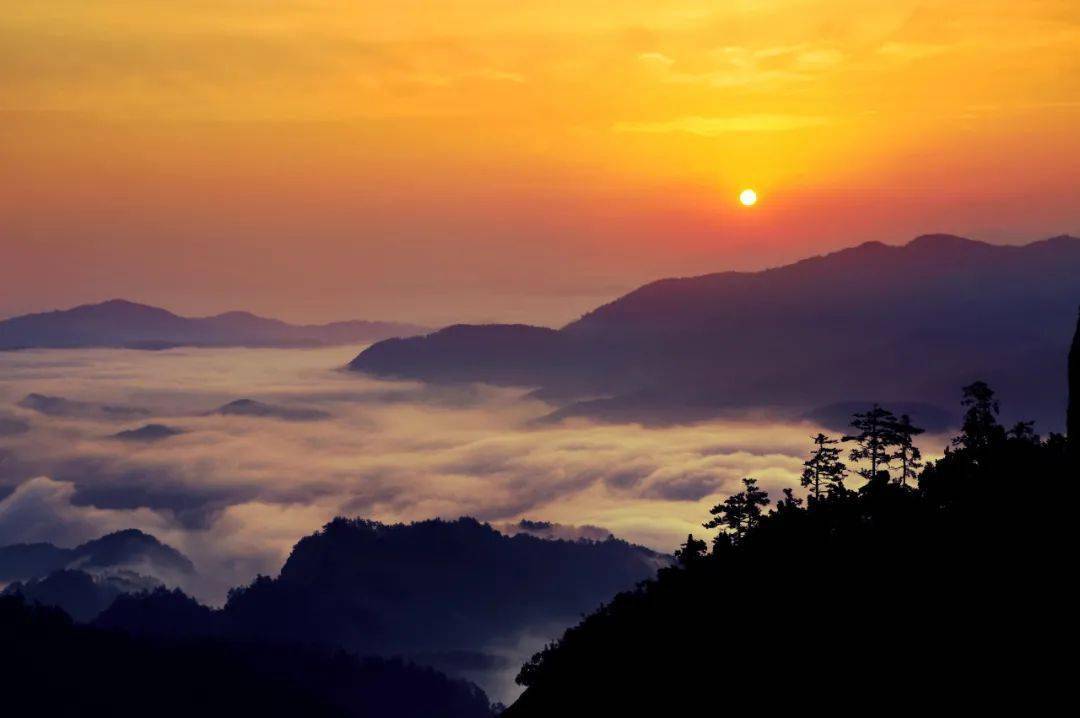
[954,381,1004,453]
[674,534,708,566]
[801,433,847,499]
[844,405,900,482]
[704,478,771,543]
[891,414,924,487]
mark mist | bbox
[0,345,934,604]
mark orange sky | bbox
[2,1,1078,325]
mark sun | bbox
[739,189,758,206]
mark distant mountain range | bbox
[1,529,196,621]
[351,235,1080,430]
[0,299,426,349]
[0,528,194,584]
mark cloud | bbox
[0,344,887,604]
[498,519,614,542]
[0,413,30,436]
[613,114,831,136]
[0,476,169,547]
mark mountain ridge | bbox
[0,528,194,583]
[0,299,426,350]
[351,234,1080,429]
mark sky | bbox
[2,1,1078,325]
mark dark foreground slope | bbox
[0,299,424,349]
[351,235,1080,428]
[1,595,494,718]
[504,402,1075,715]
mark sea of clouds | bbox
[0,344,924,605]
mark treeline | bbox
[684,381,1065,558]
[505,379,1074,716]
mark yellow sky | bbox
[2,1,1078,324]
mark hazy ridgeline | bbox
[353,235,1080,430]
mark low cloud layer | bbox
[0,345,939,604]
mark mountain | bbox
[0,299,426,350]
[211,398,329,421]
[2,595,496,718]
[502,399,1073,716]
[4,568,160,621]
[112,424,184,442]
[350,235,1080,429]
[99,517,665,701]
[221,517,664,655]
[73,529,195,576]
[18,392,150,420]
[0,543,71,583]
[0,530,195,620]
[0,529,194,584]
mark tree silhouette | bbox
[801,433,847,499]
[704,478,770,543]
[775,488,804,517]
[1007,421,1039,444]
[673,535,708,566]
[891,414,924,487]
[954,381,1004,453]
[844,405,899,482]
[507,327,1080,718]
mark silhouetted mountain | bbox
[112,423,184,441]
[100,518,664,700]
[96,587,221,638]
[211,398,330,421]
[354,324,562,384]
[503,391,1072,716]
[0,542,71,582]
[4,568,159,621]
[18,392,150,420]
[220,517,663,656]
[2,595,496,717]
[0,299,425,349]
[75,529,195,576]
[351,235,1080,429]
[0,529,194,584]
